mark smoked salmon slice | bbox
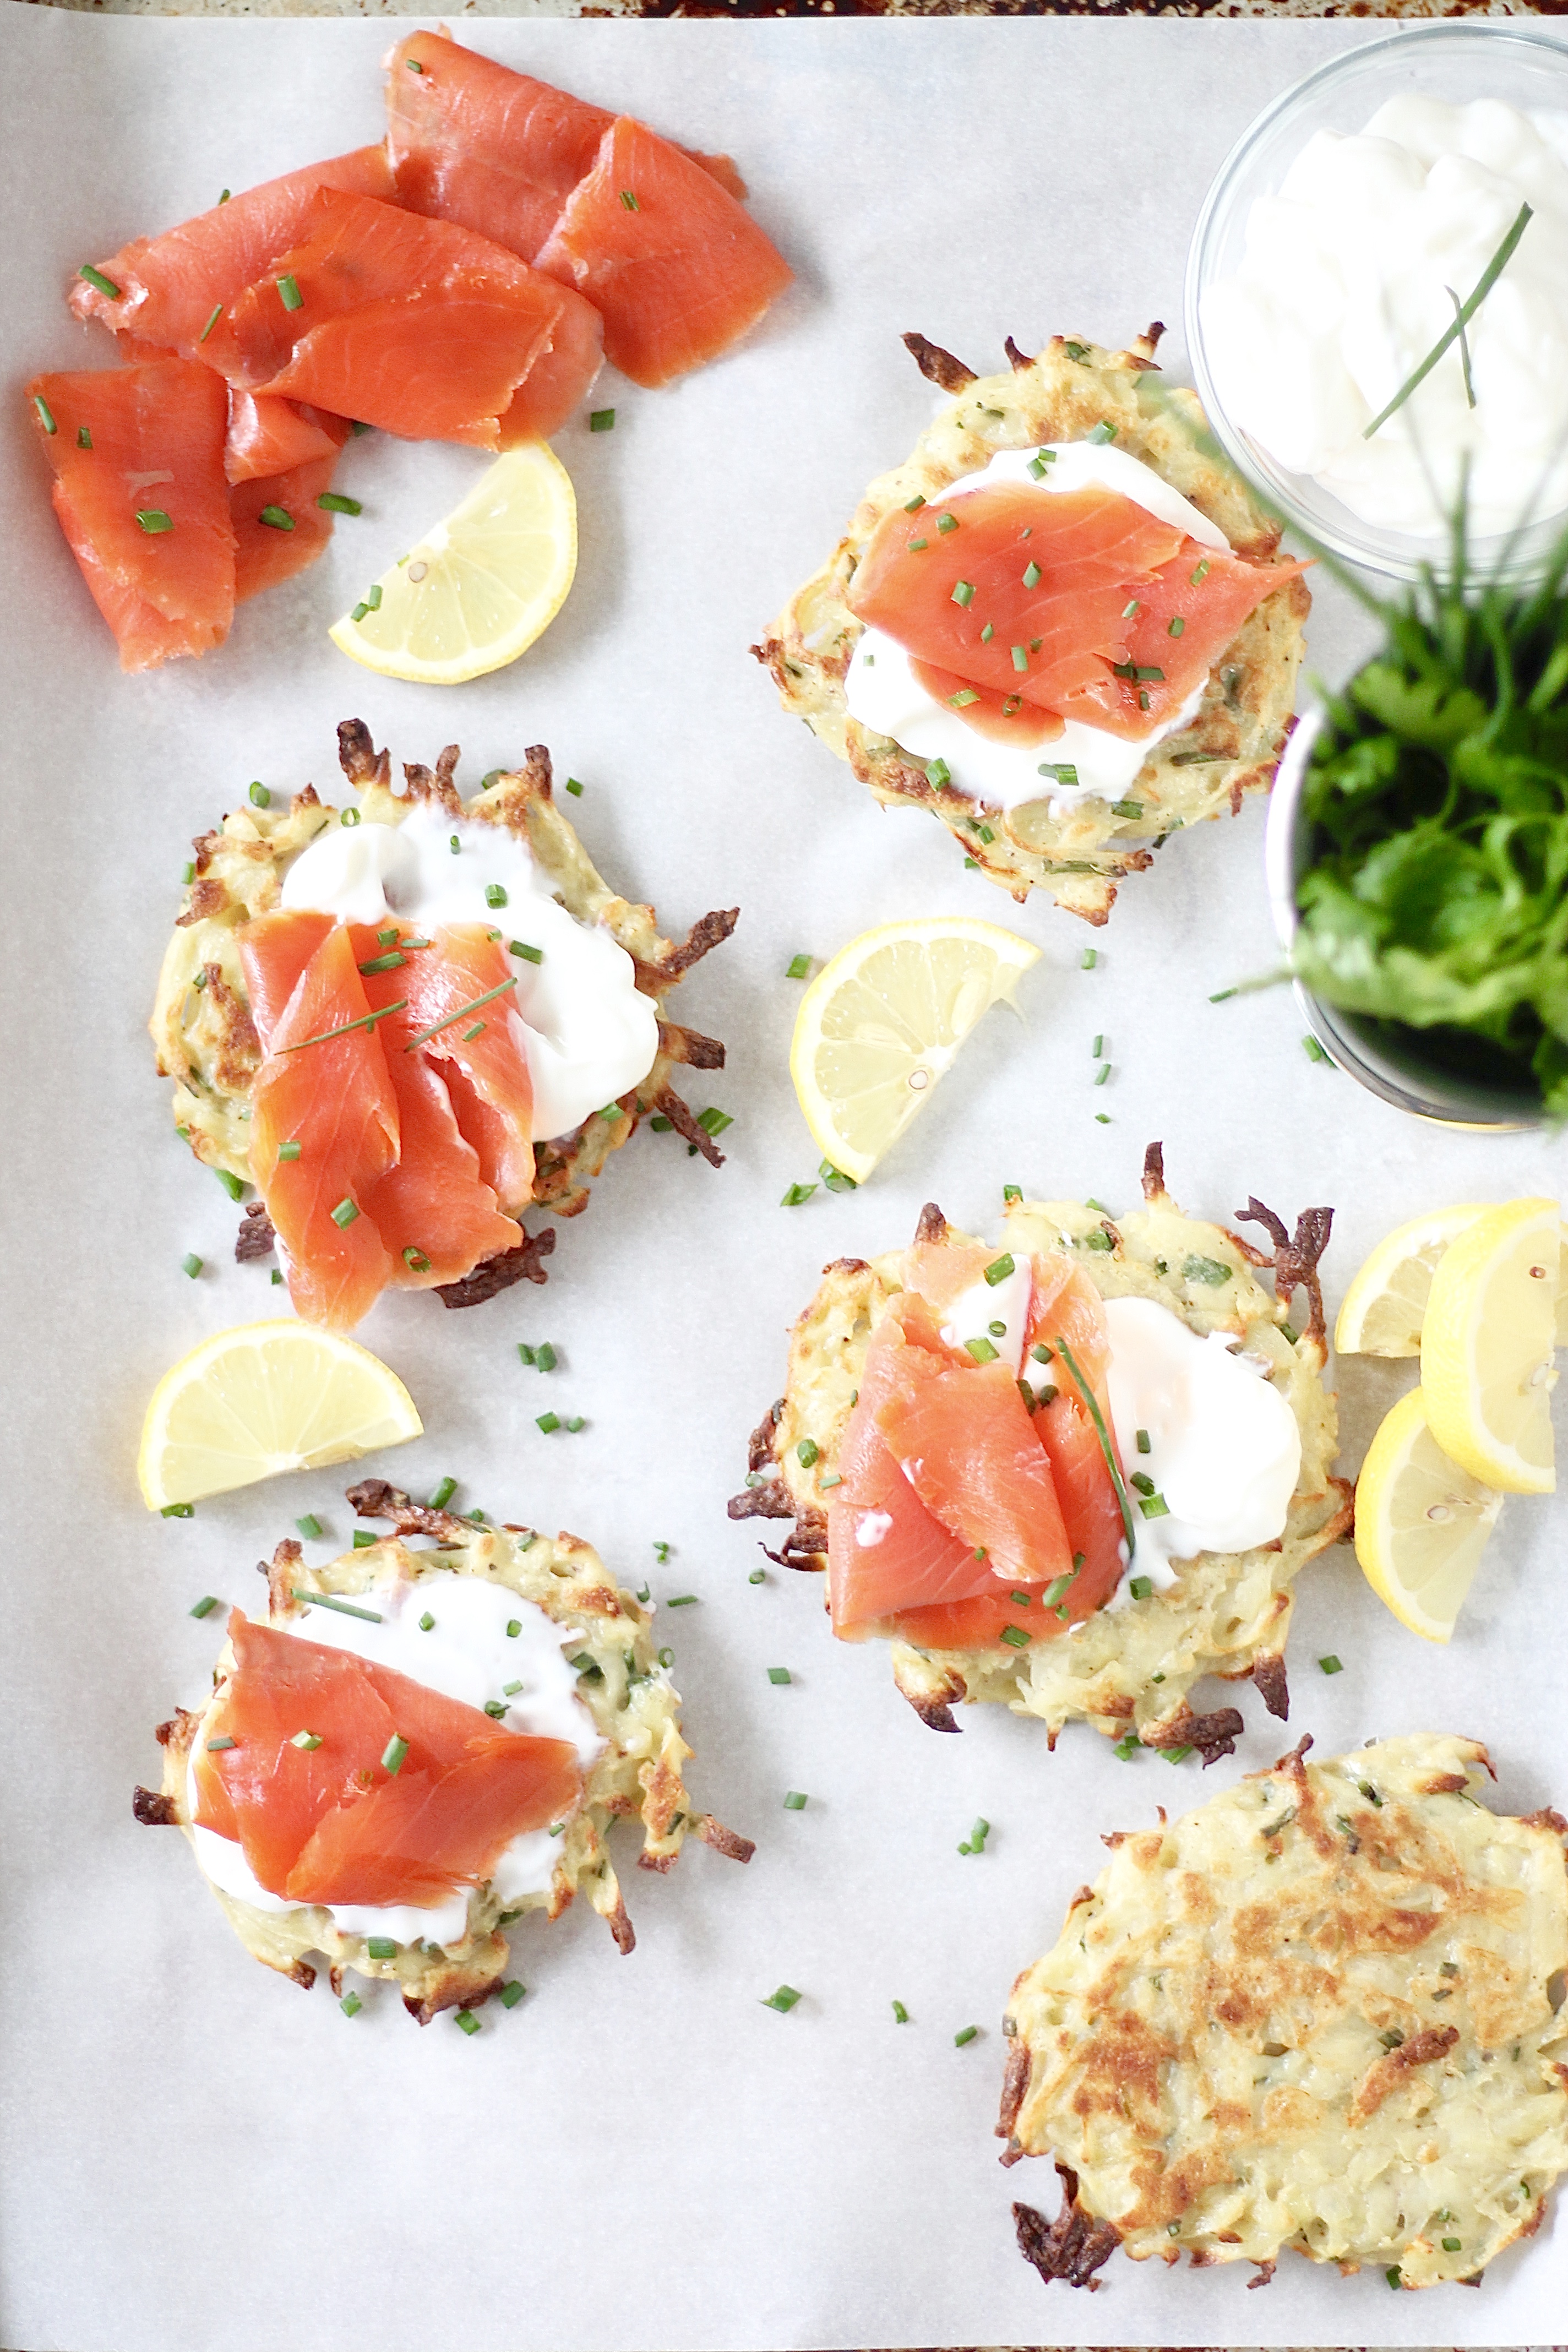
[225,391,346,486]
[497,283,605,443]
[385,29,748,265]
[352,931,524,1286]
[69,145,396,361]
[1025,1256,1129,1615]
[205,188,587,451]
[401,925,535,1215]
[240,913,401,1330]
[29,360,235,672]
[827,1393,1000,1634]
[535,116,792,390]
[848,478,1304,741]
[194,1610,582,1909]
[232,411,353,602]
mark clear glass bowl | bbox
[1184,26,1568,585]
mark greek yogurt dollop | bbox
[1199,96,1568,538]
[188,1572,606,1950]
[844,444,1226,812]
[281,803,660,1141]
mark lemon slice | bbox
[789,917,1040,1183]
[1420,1196,1559,1494]
[1333,1203,1494,1358]
[1353,1387,1503,1642]
[329,443,576,684]
[139,1320,422,1509]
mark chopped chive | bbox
[1003,1184,1022,1205]
[1026,451,1052,479]
[999,1625,1030,1648]
[948,687,979,707]
[1385,2267,1401,2290]
[295,1514,322,1541]
[1441,2237,1462,2253]
[1086,421,1117,444]
[381,1735,408,1775]
[565,778,584,795]
[1009,1590,1032,1607]
[589,408,616,432]
[698,1106,733,1137]
[506,1619,522,1638]
[418,1611,436,1632]
[964,1336,999,1364]
[1022,561,1042,589]
[1162,1744,1195,1765]
[351,1532,375,1550]
[362,1935,397,1960]
[649,1114,673,1133]
[1094,1063,1110,1086]
[936,511,958,534]
[767,1667,792,1685]
[1183,1254,1232,1286]
[78,264,121,299]
[666,1594,698,1608]
[276,273,303,311]
[205,1734,236,1752]
[1131,1471,1156,1496]
[820,1161,857,1192]
[510,939,543,963]
[1167,615,1185,638]
[954,2026,979,2046]
[926,756,951,787]
[748,1568,766,1586]
[189,1594,220,1619]
[290,1589,383,1624]
[618,189,640,211]
[536,1342,558,1371]
[136,509,173,534]
[315,490,362,517]
[330,1196,360,1228]
[1209,986,1237,1003]
[892,2000,910,2023]
[271,1269,284,1284]
[219,189,231,203]
[1319,1654,1344,1675]
[1303,1033,1331,1064]
[1038,761,1080,786]
[484,883,508,910]
[454,2010,481,2036]
[31,394,57,435]
[950,579,975,608]
[461,1023,485,1042]
[1189,558,1210,586]
[290,1729,323,1751]
[214,1168,245,1201]
[1135,1428,1151,1455]
[366,583,382,610]
[761,1985,801,2012]
[518,1342,536,1366]
[1091,1034,1104,1059]
[1114,1735,1141,1761]
[1128,1575,1153,1600]
[179,1251,203,1281]
[483,1700,509,1719]
[783,1791,807,1811]
[537,1412,561,1434]
[356,950,405,976]
[1110,801,1142,820]
[781,1182,818,1207]
[340,808,361,827]
[1281,1321,1299,1345]
[1011,644,1029,672]
[403,974,516,1050]
[428,1476,457,1509]
[984,1252,1016,1286]
[907,536,928,551]
[1136,665,1163,682]
[1081,948,1097,969]
[903,493,926,513]
[1138,1493,1169,1519]
[498,1980,526,2008]
[1121,599,1141,620]
[657,1646,674,1668]
[797,1438,820,1468]
[785,953,813,979]
[258,505,295,531]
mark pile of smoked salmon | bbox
[828,1244,1130,1650]
[28,30,792,672]
[194,1610,581,1909]
[242,907,537,1332]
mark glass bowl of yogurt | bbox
[1186,27,1568,582]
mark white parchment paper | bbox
[3,9,1567,2348]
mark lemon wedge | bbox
[1353,1387,1503,1642]
[139,1320,422,1510]
[1333,1203,1494,1358]
[788,917,1040,1183]
[329,443,576,684]
[1420,1196,1559,1494]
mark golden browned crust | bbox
[149,725,737,1283]
[756,329,1310,923]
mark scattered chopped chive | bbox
[518,1342,537,1366]
[1038,761,1080,786]
[963,857,978,870]
[1183,1254,1232,1286]
[907,537,928,551]
[1086,421,1117,444]
[317,490,362,516]
[1189,558,1210,587]
[1084,1229,1113,1250]
[295,1514,323,1541]
[428,1476,457,1510]
[797,1438,820,1468]
[948,687,979,707]
[1010,1590,1032,1607]
[340,1991,362,2018]
[1136,666,1163,682]
[31,394,57,434]
[785,952,813,979]
[341,808,362,827]
[363,582,382,611]
[205,1734,237,1753]
[180,1251,203,1280]
[418,1611,436,1632]
[926,756,951,787]
[1208,985,1237,1003]
[483,1700,509,1719]
[356,950,405,977]
[666,1594,698,1608]
[506,1619,522,1638]
[181,862,195,884]
[781,1182,818,1207]
[537,1412,561,1434]
[1319,1654,1344,1675]
[290,1589,383,1623]
[1041,1572,1074,1608]
[950,579,975,608]
[461,1023,485,1042]
[1121,599,1141,620]
[509,939,543,966]
[1095,1113,1111,1124]
[1114,1734,1141,1761]
[748,1567,766,1586]
[657,1647,674,1668]
[1110,799,1142,820]
[1162,1744,1195,1765]
[1091,1033,1104,1059]
[1385,2266,1401,2290]
[984,1253,1016,1286]
[618,188,640,211]
[258,504,295,531]
[783,1791,807,1811]
[362,1935,398,1961]
[1128,1575,1153,1600]
[381,1735,409,1775]
[455,2010,481,2036]
[936,511,958,534]
[649,1114,673,1133]
[1137,1493,1169,1520]
[276,273,303,311]
[1094,1063,1111,1086]
[892,2000,910,2023]
[189,1594,220,1619]
[1167,615,1186,640]
[271,1271,283,1283]
[1022,560,1042,589]
[1302,1033,1331,1064]
[79,264,121,299]
[351,1532,375,1550]
[1002,1184,1023,1207]
[214,1168,244,1201]
[290,1729,323,1751]
[484,883,508,910]
[1010,644,1029,672]
[1281,1321,1300,1345]
[1135,1428,1151,1455]
[999,1625,1030,1648]
[244,779,271,811]
[136,509,173,534]
[1081,948,1097,970]
[698,1106,733,1137]
[330,1196,360,1229]
[761,1985,801,2012]
[902,493,927,514]
[820,1161,857,1193]
[656,1545,673,1568]
[964,1336,999,1364]
[402,974,516,1050]
[988,1320,1006,1338]
[767,1667,792,1685]
[589,407,616,432]
[954,2026,979,2046]
[1441,2237,1462,2253]
[565,777,584,796]
[1131,1471,1156,1496]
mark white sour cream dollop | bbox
[187,1572,605,1951]
[1199,96,1568,539]
[1102,1297,1301,1589]
[280,804,660,1141]
[844,444,1226,812]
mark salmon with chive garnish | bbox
[67,145,398,360]
[232,411,353,601]
[203,188,602,451]
[28,358,235,672]
[193,1609,582,1909]
[398,925,536,1216]
[535,115,792,390]
[384,27,748,265]
[224,390,346,486]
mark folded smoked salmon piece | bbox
[29,359,236,672]
[385,28,748,265]
[400,925,536,1216]
[239,912,401,1330]
[1023,1256,1129,1615]
[232,410,353,602]
[204,188,600,449]
[68,145,396,360]
[827,1392,1001,1636]
[225,391,346,486]
[194,1610,582,1909]
[536,116,792,389]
